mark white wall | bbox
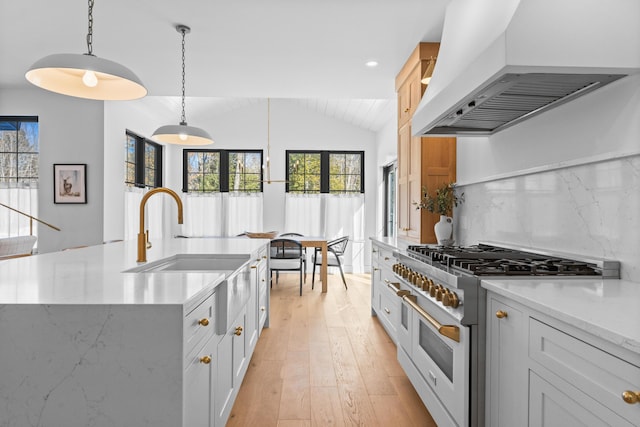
[104,98,379,269]
[0,88,104,253]
[453,74,640,282]
[456,74,640,183]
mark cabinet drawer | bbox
[378,287,399,341]
[377,247,397,270]
[184,293,216,354]
[258,280,268,328]
[529,318,640,425]
[529,370,634,427]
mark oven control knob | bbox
[420,276,428,291]
[443,291,460,308]
[425,279,434,292]
[429,284,437,297]
[413,275,421,286]
[435,287,444,301]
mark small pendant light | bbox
[152,25,213,146]
[25,0,146,101]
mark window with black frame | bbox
[0,116,39,187]
[286,150,364,194]
[183,149,263,193]
[125,131,163,188]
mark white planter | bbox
[434,215,453,246]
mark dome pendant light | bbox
[152,25,213,146]
[25,0,147,101]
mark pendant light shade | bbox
[25,0,146,100]
[152,25,213,146]
[26,53,147,101]
[152,123,213,146]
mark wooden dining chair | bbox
[312,235,349,290]
[269,238,305,296]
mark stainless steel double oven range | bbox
[389,242,620,427]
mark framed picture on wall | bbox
[53,164,87,204]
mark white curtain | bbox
[179,192,263,237]
[226,192,264,237]
[283,193,323,236]
[325,194,365,273]
[284,193,365,273]
[0,185,38,239]
[180,192,224,237]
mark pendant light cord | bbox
[180,27,187,126]
[86,0,94,56]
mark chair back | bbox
[270,238,302,259]
[327,236,349,256]
[279,232,303,238]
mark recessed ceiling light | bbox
[365,60,379,68]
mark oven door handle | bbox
[402,295,460,343]
[384,279,400,292]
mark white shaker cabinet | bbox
[371,241,400,343]
[485,290,640,427]
[485,293,530,427]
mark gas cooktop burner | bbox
[406,244,603,277]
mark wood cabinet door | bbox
[398,81,411,127]
[420,136,457,243]
[397,123,411,237]
[407,132,423,241]
[408,67,423,117]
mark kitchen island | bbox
[0,237,270,427]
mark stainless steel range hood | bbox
[412,0,640,136]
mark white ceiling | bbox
[0,0,449,130]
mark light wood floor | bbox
[228,272,437,427]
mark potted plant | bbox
[414,182,464,245]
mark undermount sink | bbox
[124,254,250,273]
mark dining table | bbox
[289,236,329,293]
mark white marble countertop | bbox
[482,278,640,355]
[0,237,268,306]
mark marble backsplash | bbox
[454,154,639,282]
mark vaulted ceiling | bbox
[1,0,449,130]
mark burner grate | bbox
[406,244,603,277]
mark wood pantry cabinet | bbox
[396,42,456,243]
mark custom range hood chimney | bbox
[412,0,640,136]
